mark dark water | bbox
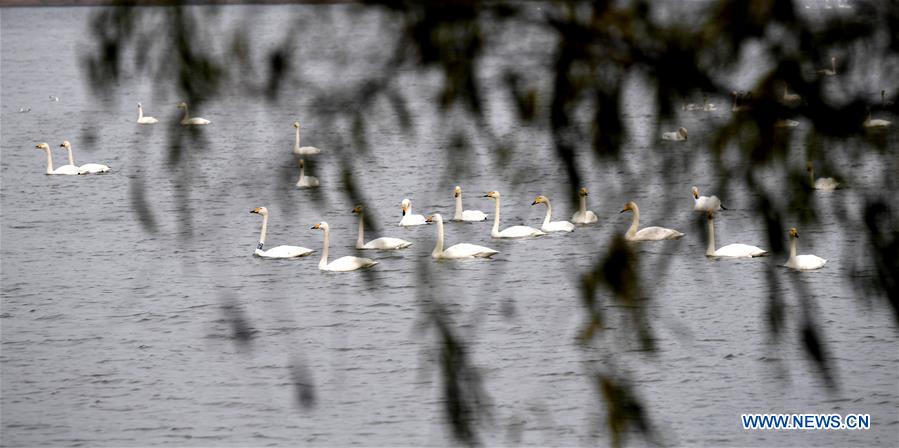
[2,4,897,447]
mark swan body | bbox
[453,186,487,221]
[137,103,158,124]
[816,57,837,76]
[35,143,78,175]
[692,186,726,212]
[864,110,891,128]
[784,227,827,270]
[177,102,210,125]
[807,162,839,191]
[399,198,427,226]
[775,119,800,128]
[427,214,498,259]
[661,127,688,141]
[619,201,683,241]
[59,141,110,174]
[292,121,321,155]
[312,222,377,271]
[249,207,314,258]
[532,195,574,232]
[353,205,412,250]
[571,187,599,224]
[782,85,801,106]
[484,191,545,238]
[705,211,767,257]
[295,159,319,188]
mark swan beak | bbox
[249,210,256,214]
[483,194,490,197]
[531,201,537,205]
[454,192,459,198]
[619,209,626,213]
[425,215,433,223]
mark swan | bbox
[59,141,110,174]
[35,143,78,175]
[49,95,59,102]
[702,95,717,111]
[311,222,378,272]
[484,191,545,238]
[775,119,800,128]
[807,162,839,191]
[17,107,30,113]
[783,227,827,270]
[453,186,487,221]
[781,84,801,106]
[426,214,498,259]
[292,121,321,155]
[661,127,688,141]
[399,198,427,226]
[136,103,158,124]
[177,102,210,125]
[619,201,683,241]
[704,211,767,257]
[352,205,412,250]
[249,207,314,258]
[816,57,837,76]
[571,187,599,224]
[295,159,319,188]
[692,186,726,212]
[531,195,575,232]
[863,110,891,128]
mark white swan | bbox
[531,195,574,232]
[35,143,78,175]
[781,84,801,106]
[59,141,110,174]
[704,211,767,257]
[571,187,598,224]
[661,127,688,141]
[807,162,839,191]
[775,119,800,128]
[136,103,158,124]
[863,110,891,128]
[399,198,427,226]
[249,207,314,258]
[295,159,319,188]
[692,186,726,212]
[619,201,683,241]
[784,227,827,270]
[177,102,210,125]
[702,95,717,111]
[426,214,498,259]
[453,186,487,221]
[816,57,837,76]
[352,205,412,250]
[292,121,321,155]
[311,222,378,272]
[484,191,545,238]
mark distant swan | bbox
[571,187,598,224]
[807,162,839,191]
[532,195,574,232]
[427,214,498,259]
[781,84,801,106]
[59,141,110,174]
[662,127,688,141]
[775,119,800,128]
[619,201,683,241]
[484,191,545,238]
[784,227,827,270]
[816,57,837,76]
[453,186,487,221]
[35,143,78,175]
[399,198,427,226]
[295,159,319,188]
[292,121,321,155]
[136,103,158,124]
[311,222,378,272]
[863,110,891,128]
[692,186,726,212]
[177,102,210,125]
[249,207,314,258]
[704,211,767,257]
[352,205,412,250]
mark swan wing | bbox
[78,163,110,174]
[53,165,80,175]
[814,178,839,191]
[183,118,210,125]
[543,220,575,232]
[461,210,487,221]
[297,176,320,188]
[714,243,767,258]
[694,196,722,211]
[790,255,827,270]
[631,226,684,241]
[325,256,378,271]
[399,214,428,226]
[256,245,314,258]
[364,237,412,250]
[497,225,545,238]
[293,146,322,155]
[138,117,158,124]
[571,211,598,224]
[443,243,498,259]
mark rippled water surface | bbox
[2,4,897,447]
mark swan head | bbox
[311,222,329,231]
[250,207,269,216]
[691,186,699,199]
[177,102,188,109]
[401,198,411,214]
[137,102,142,108]
[454,186,461,197]
[293,121,300,128]
[706,210,714,220]
[579,187,588,197]
[299,159,305,169]
[678,127,688,139]
[484,191,500,199]
[619,201,637,214]
[790,227,799,239]
[806,161,814,172]
[531,195,548,206]
[425,214,443,224]
[59,140,72,149]
[352,205,363,215]
[35,143,50,151]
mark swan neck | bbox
[492,197,501,236]
[138,105,144,120]
[543,200,552,226]
[65,147,75,167]
[320,228,330,268]
[433,218,445,257]
[706,217,716,256]
[808,168,814,186]
[454,195,463,220]
[356,214,365,248]
[181,106,190,121]
[259,213,269,247]
[627,207,640,237]
[44,149,54,174]
[579,196,587,214]
[295,125,300,149]
[789,237,797,260]
[298,161,305,180]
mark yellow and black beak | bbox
[531,200,538,205]
[619,208,627,213]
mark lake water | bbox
[1,4,897,447]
